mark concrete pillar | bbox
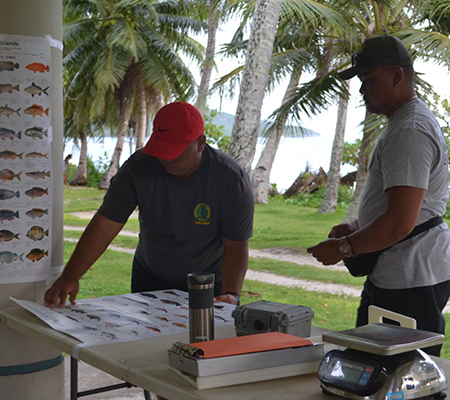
[0,1,65,399]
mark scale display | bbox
[318,349,386,396]
[330,358,374,386]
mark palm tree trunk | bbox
[228,0,283,174]
[318,80,350,213]
[251,69,302,203]
[196,0,218,116]
[343,110,373,222]
[99,89,132,190]
[70,130,88,186]
[135,73,147,151]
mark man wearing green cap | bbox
[308,35,450,356]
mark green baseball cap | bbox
[338,35,414,80]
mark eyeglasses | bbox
[351,53,398,67]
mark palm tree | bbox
[227,0,284,174]
[221,0,350,185]
[63,0,205,189]
[318,80,350,213]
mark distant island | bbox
[212,111,320,138]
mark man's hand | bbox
[44,275,79,308]
[328,220,359,239]
[214,293,239,305]
[307,238,343,265]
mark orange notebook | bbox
[189,332,313,359]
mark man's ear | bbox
[392,66,404,87]
[197,135,206,152]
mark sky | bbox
[202,19,450,145]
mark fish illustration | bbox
[155,307,167,313]
[0,189,20,201]
[104,323,120,328]
[26,226,49,241]
[0,105,21,117]
[0,251,23,263]
[101,332,117,340]
[172,322,187,329]
[106,312,121,318]
[145,326,161,333]
[26,208,48,219]
[155,316,168,322]
[24,82,48,97]
[0,150,23,160]
[71,309,86,314]
[174,314,188,319]
[25,171,51,180]
[0,209,19,222]
[0,127,21,140]
[140,293,157,299]
[25,104,48,118]
[0,169,21,181]
[82,326,98,332]
[0,84,19,94]
[26,62,49,73]
[0,230,20,243]
[25,187,48,199]
[25,126,48,139]
[86,315,101,321]
[163,291,180,296]
[160,299,181,306]
[66,315,78,322]
[26,248,48,262]
[0,62,19,72]
[25,151,48,160]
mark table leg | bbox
[71,357,78,400]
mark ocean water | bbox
[64,134,355,192]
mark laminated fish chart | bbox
[12,290,236,344]
[0,34,53,283]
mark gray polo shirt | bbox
[98,145,254,287]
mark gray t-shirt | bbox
[359,98,450,289]
[98,145,254,287]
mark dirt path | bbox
[64,213,450,313]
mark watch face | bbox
[340,244,349,253]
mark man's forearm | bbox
[220,238,249,295]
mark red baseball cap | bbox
[142,102,204,160]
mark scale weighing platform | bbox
[318,323,448,400]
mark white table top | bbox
[1,306,450,400]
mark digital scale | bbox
[318,323,448,400]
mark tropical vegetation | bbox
[63,0,450,209]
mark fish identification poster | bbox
[12,290,235,344]
[0,34,53,283]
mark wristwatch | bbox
[338,236,357,258]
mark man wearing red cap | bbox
[307,35,450,356]
[45,102,254,308]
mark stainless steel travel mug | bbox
[188,272,214,343]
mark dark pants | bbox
[131,257,223,296]
[356,278,450,356]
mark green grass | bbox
[63,186,106,212]
[249,258,366,288]
[251,203,346,250]
[64,242,133,299]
